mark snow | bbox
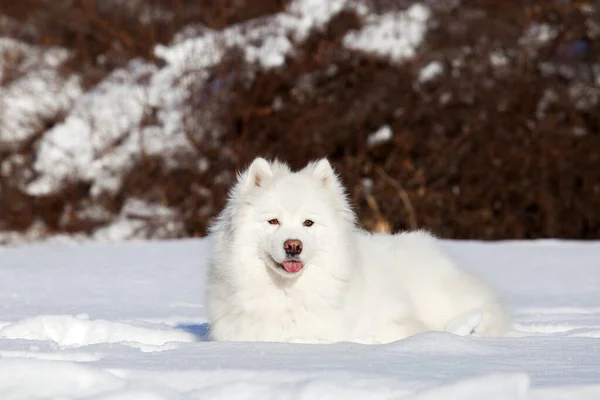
[0,315,195,349]
[4,0,435,244]
[519,23,558,56]
[418,61,444,83]
[521,23,557,46]
[0,38,82,148]
[26,59,199,198]
[154,0,360,71]
[24,0,419,202]
[1,238,600,398]
[489,50,509,67]
[343,4,430,62]
[2,1,599,396]
[367,125,393,146]
[91,198,184,242]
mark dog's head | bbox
[225,157,355,279]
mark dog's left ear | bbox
[311,159,336,186]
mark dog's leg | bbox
[447,303,511,337]
[446,309,483,336]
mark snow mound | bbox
[0,349,103,362]
[0,315,196,349]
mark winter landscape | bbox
[1,238,600,399]
[1,0,599,398]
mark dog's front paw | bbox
[446,309,484,336]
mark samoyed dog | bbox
[206,158,510,343]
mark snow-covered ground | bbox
[1,238,599,399]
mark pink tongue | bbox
[282,261,303,273]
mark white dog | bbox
[206,158,510,343]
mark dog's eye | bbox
[268,219,279,225]
[303,219,314,227]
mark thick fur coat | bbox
[206,158,510,343]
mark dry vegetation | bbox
[0,0,598,241]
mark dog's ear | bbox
[241,157,273,190]
[311,158,336,185]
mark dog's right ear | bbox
[240,157,273,191]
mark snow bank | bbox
[0,315,196,349]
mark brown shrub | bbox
[0,0,598,241]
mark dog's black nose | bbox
[284,239,303,255]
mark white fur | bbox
[206,158,511,343]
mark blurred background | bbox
[0,0,598,244]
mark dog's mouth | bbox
[269,256,304,274]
